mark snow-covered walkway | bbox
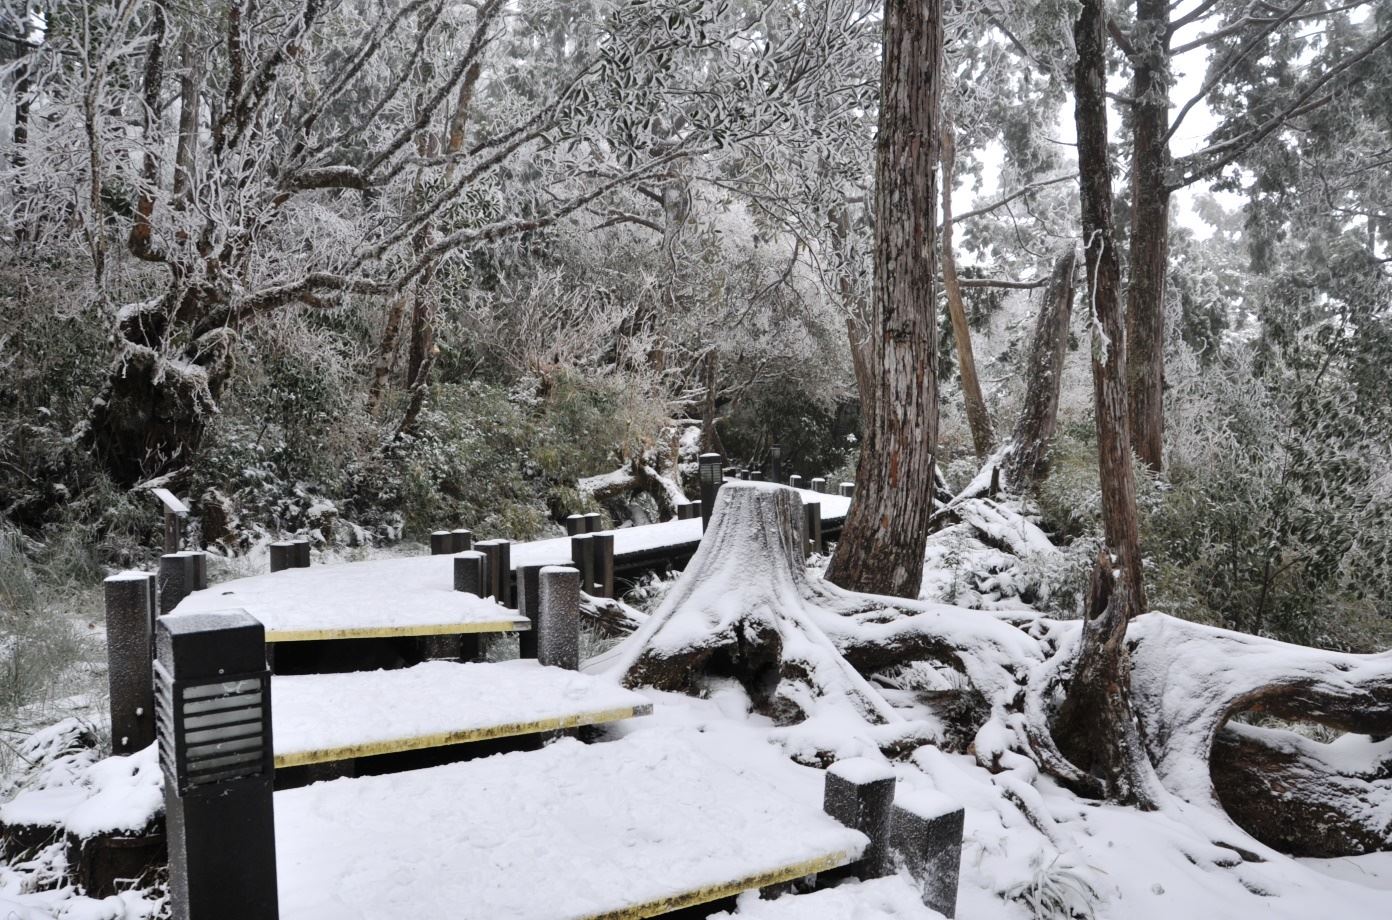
[272,660,652,768]
[275,730,868,920]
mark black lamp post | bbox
[769,444,783,483]
[698,453,723,531]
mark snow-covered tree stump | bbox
[603,482,899,726]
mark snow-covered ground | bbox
[1,529,1388,919]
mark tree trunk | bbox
[826,0,944,599]
[700,350,726,458]
[173,38,200,203]
[1123,0,1172,472]
[85,299,227,488]
[940,124,994,460]
[1052,0,1156,807]
[1003,249,1077,492]
[1054,553,1161,806]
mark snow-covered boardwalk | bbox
[272,660,652,768]
[173,556,530,641]
[275,732,868,920]
[172,488,851,641]
[513,488,852,572]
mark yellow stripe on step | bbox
[273,703,653,769]
[265,617,530,643]
[577,850,863,920]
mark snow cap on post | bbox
[824,757,897,879]
[454,551,488,597]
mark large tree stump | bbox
[603,482,899,726]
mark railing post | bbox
[159,552,203,615]
[495,539,514,608]
[811,477,827,494]
[823,758,896,879]
[475,540,503,602]
[699,453,723,532]
[451,550,489,662]
[748,470,762,481]
[891,792,965,919]
[592,533,615,599]
[569,534,595,597]
[152,488,189,555]
[290,538,311,568]
[451,528,474,553]
[582,512,602,534]
[804,502,823,556]
[269,542,294,573]
[538,566,581,671]
[104,572,156,755]
[430,531,452,555]
[789,474,804,490]
[687,499,702,522]
[676,503,693,520]
[515,564,544,659]
[453,551,488,596]
[565,514,585,536]
[839,482,856,498]
[156,610,278,920]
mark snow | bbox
[274,730,868,920]
[828,756,896,785]
[0,743,162,840]
[272,660,652,766]
[710,877,945,919]
[170,556,529,640]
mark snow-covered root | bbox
[1128,613,1392,802]
[579,592,649,637]
[1212,723,1392,857]
[1127,613,1392,855]
[595,482,1392,857]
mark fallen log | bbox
[1211,721,1392,857]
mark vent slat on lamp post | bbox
[156,610,278,920]
[698,453,724,531]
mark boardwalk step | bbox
[272,660,651,768]
[172,557,529,642]
[275,732,868,920]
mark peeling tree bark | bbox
[827,0,944,599]
[1002,249,1076,493]
[1124,0,1172,473]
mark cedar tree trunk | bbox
[826,0,944,598]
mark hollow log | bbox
[1211,722,1392,857]
[1128,613,1392,806]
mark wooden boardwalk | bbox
[274,732,868,920]
[272,660,651,768]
